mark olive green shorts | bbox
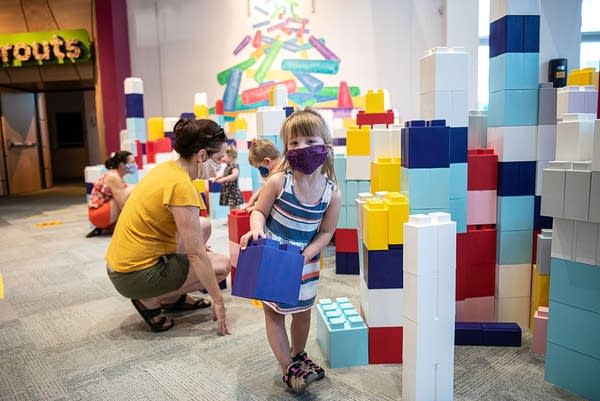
[107,254,190,299]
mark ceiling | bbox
[0,0,95,92]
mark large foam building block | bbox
[232,238,304,305]
[401,120,450,168]
[467,149,498,190]
[362,198,389,250]
[335,252,359,275]
[227,209,250,243]
[489,15,539,57]
[359,279,404,327]
[490,0,540,23]
[384,192,409,245]
[346,125,370,156]
[401,167,450,210]
[488,89,539,127]
[369,326,403,364]
[363,245,403,289]
[531,306,548,354]
[482,322,521,346]
[420,47,468,93]
[316,298,368,368]
[497,161,536,196]
[489,52,539,92]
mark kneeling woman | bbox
[87,151,135,237]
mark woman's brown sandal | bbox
[162,294,212,311]
[131,299,174,332]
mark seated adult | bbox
[87,151,136,237]
[105,119,231,335]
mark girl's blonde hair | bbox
[225,144,238,159]
[278,108,337,184]
[248,138,281,165]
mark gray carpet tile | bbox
[0,185,589,401]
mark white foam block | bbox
[590,172,600,223]
[564,164,591,221]
[583,85,598,113]
[536,230,552,275]
[403,215,436,277]
[537,124,557,161]
[551,218,575,260]
[194,92,207,106]
[468,111,488,150]
[389,124,402,158]
[256,106,286,136]
[495,264,532,298]
[430,212,457,274]
[124,77,144,94]
[574,221,599,265]
[359,278,404,327]
[404,270,455,324]
[495,296,530,329]
[557,87,587,120]
[370,124,390,162]
[490,0,540,22]
[541,162,570,218]
[419,46,468,93]
[536,160,550,196]
[556,113,596,161]
[84,165,103,183]
[239,177,253,192]
[487,126,537,162]
[593,119,600,171]
[163,117,179,133]
[346,155,371,180]
[420,90,468,128]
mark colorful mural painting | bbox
[215,0,362,114]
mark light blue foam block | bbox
[449,197,467,233]
[449,163,468,199]
[126,118,146,141]
[334,155,347,182]
[497,229,533,264]
[208,192,229,219]
[489,53,540,92]
[547,300,600,360]
[497,195,534,231]
[488,89,539,127]
[401,167,450,210]
[545,341,600,401]
[550,258,600,314]
[344,180,359,206]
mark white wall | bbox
[127,0,478,122]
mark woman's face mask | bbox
[125,162,137,175]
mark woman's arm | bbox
[172,205,230,335]
[216,167,240,183]
[105,174,130,209]
[301,187,342,263]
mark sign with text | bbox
[0,29,92,68]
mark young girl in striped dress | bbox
[240,108,341,393]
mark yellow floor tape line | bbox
[0,273,4,299]
[35,220,63,228]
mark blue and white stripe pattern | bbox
[263,171,335,314]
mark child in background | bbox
[240,109,341,393]
[214,144,244,210]
[242,139,283,211]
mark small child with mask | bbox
[240,109,341,393]
[242,138,283,211]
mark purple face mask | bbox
[286,144,329,175]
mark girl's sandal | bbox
[131,299,174,332]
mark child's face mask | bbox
[285,145,328,175]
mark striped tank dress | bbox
[263,171,335,314]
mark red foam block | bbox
[356,110,394,127]
[368,326,403,364]
[335,228,359,253]
[228,209,251,243]
[468,149,498,190]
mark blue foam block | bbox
[489,15,523,57]
[533,195,553,229]
[455,322,483,345]
[523,15,540,52]
[545,341,600,401]
[488,89,539,127]
[497,195,534,231]
[336,252,359,275]
[497,161,536,196]
[401,167,450,209]
[481,322,521,346]
[489,53,540,92]
[550,258,600,314]
[449,197,467,234]
[497,229,533,265]
[449,163,468,199]
[449,127,468,163]
[209,180,222,193]
[363,245,403,289]
[401,122,450,168]
[125,93,144,118]
[232,238,304,305]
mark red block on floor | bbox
[356,110,394,127]
[368,326,403,364]
[467,149,497,190]
[335,228,359,253]
[228,209,250,243]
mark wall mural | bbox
[215,0,362,115]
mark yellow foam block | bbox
[362,198,389,250]
[194,105,209,119]
[346,125,370,156]
[384,192,409,245]
[342,117,355,129]
[567,67,599,86]
[147,117,165,141]
[370,157,401,193]
[529,264,550,332]
[365,89,388,113]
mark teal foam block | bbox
[337,205,349,228]
[334,155,347,181]
[545,341,600,401]
[547,300,600,359]
[488,89,539,127]
[251,166,261,191]
[450,197,467,233]
[497,229,533,264]
[208,192,229,219]
[346,204,357,228]
[358,180,371,193]
[489,53,540,92]
[497,195,534,231]
[550,258,600,314]
[316,298,368,368]
[344,181,359,206]
[401,167,450,210]
[449,163,468,199]
[126,117,146,141]
[260,134,283,153]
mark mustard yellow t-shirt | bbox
[105,160,206,272]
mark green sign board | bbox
[0,29,92,68]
